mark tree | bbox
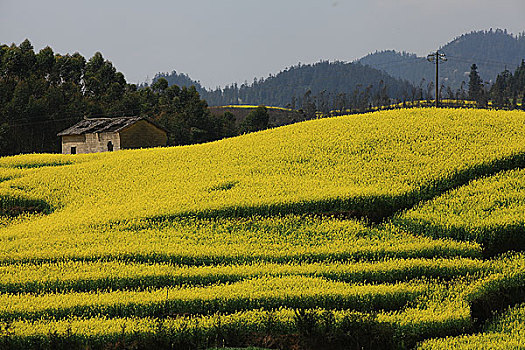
[468,64,485,106]
[377,80,389,107]
[317,90,329,115]
[35,46,55,77]
[216,111,237,138]
[239,106,269,133]
[301,90,316,119]
[514,60,525,94]
[426,81,434,103]
[156,85,215,145]
[151,77,168,93]
[83,52,127,114]
[334,93,348,114]
[457,81,467,101]
[446,86,455,100]
[490,68,511,107]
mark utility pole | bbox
[427,51,447,107]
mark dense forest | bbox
[0,40,239,155]
[155,58,525,116]
[488,60,525,107]
[153,30,525,111]
[153,61,415,109]
[359,29,525,89]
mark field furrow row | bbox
[0,276,431,321]
[0,258,488,294]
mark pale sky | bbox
[1,0,524,88]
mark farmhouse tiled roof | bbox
[57,116,166,136]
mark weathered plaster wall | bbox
[61,133,120,154]
[119,120,167,149]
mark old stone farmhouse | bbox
[57,116,168,154]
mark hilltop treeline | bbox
[154,61,415,110]
[488,60,525,108]
[0,40,240,155]
[156,60,525,117]
[154,30,525,110]
[359,29,525,89]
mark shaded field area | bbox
[393,168,525,255]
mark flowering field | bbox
[418,302,525,349]
[393,168,525,255]
[0,108,525,349]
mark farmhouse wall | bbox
[62,132,120,154]
[119,120,167,149]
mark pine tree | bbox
[491,68,511,107]
[468,64,485,106]
[239,106,269,133]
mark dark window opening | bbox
[107,141,113,152]
[70,146,76,154]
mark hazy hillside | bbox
[151,70,205,92]
[359,29,525,89]
[154,61,414,107]
[152,29,525,106]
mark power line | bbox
[427,51,447,107]
[6,116,82,128]
[443,55,522,68]
[359,57,426,67]
[6,109,142,128]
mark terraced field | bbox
[394,167,525,255]
[418,302,525,349]
[0,108,525,349]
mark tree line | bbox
[358,29,525,91]
[1,39,524,156]
[0,40,243,155]
[253,61,525,119]
[468,60,525,109]
[153,59,525,118]
[153,61,415,109]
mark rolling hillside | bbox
[1,108,525,349]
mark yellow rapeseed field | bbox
[394,168,525,254]
[1,108,525,349]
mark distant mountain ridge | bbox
[154,61,414,107]
[152,29,525,106]
[358,29,525,89]
[152,71,204,93]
